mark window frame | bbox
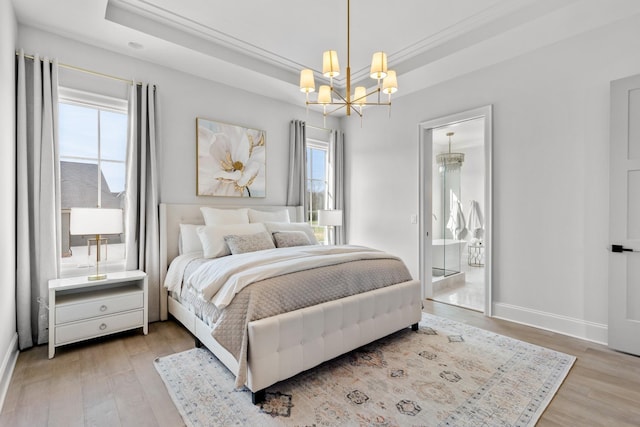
[305,134,333,244]
[58,87,129,277]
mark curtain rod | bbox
[15,51,152,87]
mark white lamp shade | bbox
[322,50,340,78]
[317,85,332,104]
[70,208,123,235]
[353,86,367,105]
[382,70,398,94]
[299,69,315,93]
[370,51,388,79]
[317,209,343,227]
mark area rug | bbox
[154,313,575,426]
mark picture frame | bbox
[196,118,266,197]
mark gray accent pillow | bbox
[224,231,275,255]
[272,231,312,248]
[264,222,319,245]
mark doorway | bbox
[418,106,492,315]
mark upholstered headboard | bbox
[158,203,303,319]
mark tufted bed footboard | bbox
[246,279,422,403]
[169,278,421,404]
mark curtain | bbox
[286,120,307,220]
[331,129,347,244]
[124,83,160,322]
[16,51,61,349]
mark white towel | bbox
[446,198,466,239]
[467,200,484,239]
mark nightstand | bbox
[48,270,148,358]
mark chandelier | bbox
[437,132,465,171]
[298,0,398,119]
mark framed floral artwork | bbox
[196,118,266,197]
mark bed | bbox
[159,203,422,404]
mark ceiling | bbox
[433,118,485,149]
[12,0,640,111]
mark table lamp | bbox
[70,208,123,280]
[317,209,343,245]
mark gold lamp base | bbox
[88,234,108,281]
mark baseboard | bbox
[0,333,18,412]
[492,302,608,345]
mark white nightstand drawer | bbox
[56,289,143,324]
[55,310,144,345]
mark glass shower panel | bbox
[443,165,462,276]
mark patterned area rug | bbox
[154,313,575,426]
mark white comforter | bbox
[164,251,203,293]
[176,245,400,309]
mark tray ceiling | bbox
[12,0,640,109]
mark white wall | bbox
[17,26,338,322]
[0,0,18,409]
[344,12,640,342]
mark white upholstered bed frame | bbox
[159,203,423,403]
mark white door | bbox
[608,75,640,356]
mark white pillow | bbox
[248,208,290,223]
[178,224,203,254]
[264,222,319,245]
[197,223,268,258]
[200,207,249,226]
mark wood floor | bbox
[2,300,639,426]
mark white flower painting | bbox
[196,118,266,197]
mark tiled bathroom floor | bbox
[432,265,485,312]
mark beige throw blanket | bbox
[186,245,402,308]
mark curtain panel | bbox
[16,50,61,349]
[331,129,346,244]
[124,83,160,322]
[286,120,308,220]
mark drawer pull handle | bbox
[100,305,108,312]
[99,323,107,331]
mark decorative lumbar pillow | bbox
[197,222,267,258]
[224,231,276,255]
[272,231,312,248]
[178,224,203,254]
[264,222,319,245]
[248,208,290,223]
[200,207,249,226]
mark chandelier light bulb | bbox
[299,69,316,93]
[370,52,388,80]
[317,85,332,104]
[322,50,340,78]
[382,70,398,95]
[354,86,367,105]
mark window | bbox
[58,88,128,272]
[305,132,333,244]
